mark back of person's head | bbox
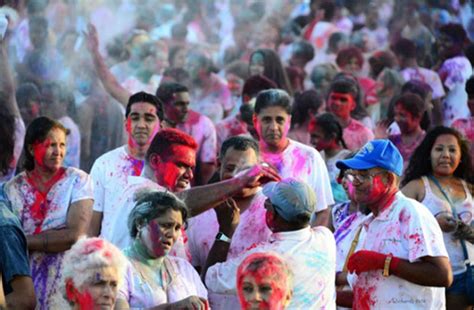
[403,126,473,185]
[336,46,364,69]
[225,60,250,81]
[392,38,417,59]
[220,136,259,161]
[171,23,188,40]
[156,82,188,105]
[291,90,323,127]
[439,23,469,44]
[254,89,292,115]
[250,49,293,95]
[320,1,336,21]
[242,74,278,99]
[401,80,432,101]
[23,116,68,171]
[291,40,315,63]
[145,128,197,163]
[162,68,190,86]
[128,189,189,238]
[187,51,213,73]
[328,32,349,54]
[125,91,164,120]
[310,63,338,93]
[464,43,474,67]
[466,76,474,96]
[16,83,41,107]
[369,50,397,78]
[309,112,347,148]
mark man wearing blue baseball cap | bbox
[335,140,452,309]
[202,178,336,309]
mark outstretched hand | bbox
[85,23,99,53]
[236,163,281,189]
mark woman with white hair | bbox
[115,189,208,309]
[51,237,127,309]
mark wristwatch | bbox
[216,232,232,243]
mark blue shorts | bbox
[447,271,467,295]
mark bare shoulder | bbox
[401,178,425,202]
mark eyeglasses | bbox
[344,169,386,184]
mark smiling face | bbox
[31,128,66,173]
[253,106,291,150]
[430,134,462,177]
[125,102,161,148]
[140,209,183,258]
[327,92,355,121]
[79,267,119,310]
[163,92,190,124]
[153,144,196,192]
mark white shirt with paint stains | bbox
[187,191,272,309]
[348,192,448,310]
[260,139,334,213]
[206,226,337,310]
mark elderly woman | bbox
[116,189,208,309]
[51,237,127,309]
[236,252,293,310]
[402,127,474,309]
[3,116,93,309]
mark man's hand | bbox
[173,296,208,310]
[454,221,474,243]
[215,198,240,238]
[85,23,99,53]
[236,163,281,189]
[348,250,400,275]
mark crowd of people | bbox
[0,0,474,309]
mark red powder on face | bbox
[32,138,51,167]
[354,285,376,310]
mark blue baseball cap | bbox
[262,178,316,222]
[336,140,403,176]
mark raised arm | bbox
[0,35,19,117]
[27,199,93,253]
[85,23,130,107]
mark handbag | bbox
[428,175,474,304]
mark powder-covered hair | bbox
[51,237,127,307]
[237,252,293,304]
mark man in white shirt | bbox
[336,139,453,309]
[203,178,337,310]
[252,89,333,226]
[187,136,272,309]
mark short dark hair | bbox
[336,46,364,68]
[22,116,68,171]
[155,82,188,105]
[291,40,315,63]
[145,128,197,164]
[401,80,432,100]
[466,76,474,96]
[242,74,277,98]
[439,23,468,44]
[125,91,164,120]
[392,38,417,59]
[254,89,292,115]
[291,90,323,126]
[220,136,259,161]
[320,1,336,21]
[128,189,189,238]
[16,83,41,106]
[394,93,426,118]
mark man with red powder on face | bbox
[88,92,163,241]
[156,82,217,185]
[96,128,280,255]
[252,89,333,226]
[335,139,452,309]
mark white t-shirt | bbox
[400,67,445,100]
[90,146,144,238]
[58,116,81,168]
[438,56,472,126]
[206,226,336,310]
[4,167,93,308]
[176,110,217,163]
[348,192,448,310]
[187,191,271,309]
[119,256,207,308]
[260,139,334,212]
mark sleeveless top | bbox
[420,176,474,275]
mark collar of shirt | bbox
[269,226,311,242]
